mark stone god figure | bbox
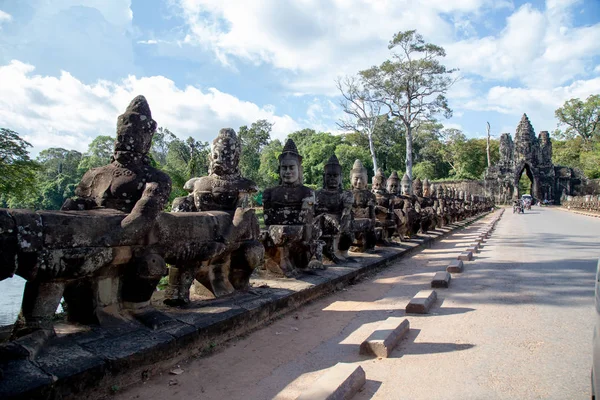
[2,96,243,345]
[262,139,324,277]
[349,160,377,252]
[400,173,421,236]
[315,155,354,263]
[166,128,264,304]
[413,178,437,233]
[371,168,396,245]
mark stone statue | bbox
[166,128,264,304]
[2,96,244,345]
[423,178,431,198]
[349,160,377,252]
[315,155,354,263]
[371,168,396,245]
[400,173,420,236]
[413,177,437,233]
[387,171,409,240]
[262,139,324,277]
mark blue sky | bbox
[0,0,599,155]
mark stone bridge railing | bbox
[562,195,600,213]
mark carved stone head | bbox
[278,139,303,185]
[412,177,423,197]
[114,95,157,156]
[423,178,431,197]
[372,168,387,193]
[387,171,400,194]
[401,173,411,195]
[210,128,241,177]
[350,159,368,190]
[323,154,342,190]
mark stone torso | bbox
[74,161,171,212]
[315,189,353,217]
[263,184,315,225]
[352,189,375,219]
[192,175,257,212]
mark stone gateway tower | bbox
[484,114,589,204]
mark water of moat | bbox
[0,277,25,326]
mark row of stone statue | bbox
[562,195,600,213]
[0,96,491,343]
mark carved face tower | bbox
[323,154,342,190]
[210,128,241,176]
[350,159,368,190]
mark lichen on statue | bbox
[349,160,377,252]
[167,128,264,304]
[262,139,324,277]
[315,155,354,263]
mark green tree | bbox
[36,148,83,210]
[78,135,114,174]
[0,128,39,206]
[258,139,283,188]
[555,94,600,147]
[287,129,342,187]
[359,30,456,181]
[238,120,272,187]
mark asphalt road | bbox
[116,207,600,400]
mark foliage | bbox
[36,148,83,210]
[359,30,456,179]
[238,120,272,187]
[78,135,114,174]
[258,139,283,187]
[0,128,39,206]
[554,94,600,147]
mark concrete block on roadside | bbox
[466,246,478,254]
[458,251,473,261]
[447,259,464,273]
[296,363,366,400]
[359,318,410,358]
[406,290,437,314]
[431,271,451,288]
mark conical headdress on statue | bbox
[351,159,367,174]
[401,173,411,185]
[372,168,386,186]
[325,154,341,170]
[279,139,303,162]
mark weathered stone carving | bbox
[166,128,264,304]
[315,155,354,263]
[262,139,324,276]
[399,173,420,237]
[349,160,376,252]
[484,113,592,204]
[371,169,396,245]
[0,96,242,345]
[386,171,409,239]
[412,178,437,233]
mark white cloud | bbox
[461,76,600,131]
[0,60,300,154]
[0,9,12,23]
[445,1,600,88]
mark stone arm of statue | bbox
[301,192,316,244]
[235,180,259,209]
[368,194,376,220]
[60,170,101,211]
[120,173,172,241]
[340,191,354,232]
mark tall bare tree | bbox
[360,30,457,180]
[336,75,382,174]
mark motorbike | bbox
[513,202,524,214]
